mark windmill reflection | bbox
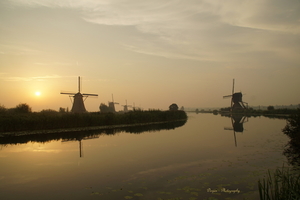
[224,115,248,147]
[62,135,99,158]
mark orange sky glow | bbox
[0,0,299,111]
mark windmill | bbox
[121,100,132,112]
[132,102,138,110]
[61,76,98,113]
[108,94,119,112]
[223,79,248,111]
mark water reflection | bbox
[223,114,248,147]
[0,114,291,200]
[62,135,99,157]
[0,120,187,157]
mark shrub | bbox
[0,104,7,113]
[282,108,300,139]
[14,103,32,113]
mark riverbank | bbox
[0,119,187,145]
[188,108,299,118]
[218,112,291,119]
[0,110,187,135]
[0,119,187,137]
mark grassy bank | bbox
[0,120,187,145]
[0,110,187,133]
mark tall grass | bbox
[258,166,300,200]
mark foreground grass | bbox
[0,110,187,133]
[258,167,300,200]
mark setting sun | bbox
[35,91,41,96]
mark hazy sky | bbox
[0,0,299,111]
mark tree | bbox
[59,107,66,113]
[282,108,300,167]
[99,103,110,113]
[267,105,275,111]
[40,109,57,113]
[14,103,32,113]
[283,108,300,139]
[0,104,7,113]
[169,103,179,111]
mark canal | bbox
[0,113,290,200]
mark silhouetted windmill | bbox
[121,100,132,112]
[223,79,248,111]
[61,76,98,113]
[132,102,142,111]
[132,102,138,110]
[108,94,119,113]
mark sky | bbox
[0,0,299,112]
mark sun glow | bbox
[35,91,41,96]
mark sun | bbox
[35,91,41,96]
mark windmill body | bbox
[108,94,119,113]
[108,102,116,112]
[123,105,131,112]
[121,100,132,112]
[232,92,247,110]
[223,79,248,111]
[72,93,86,113]
[61,76,98,113]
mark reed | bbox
[258,166,300,200]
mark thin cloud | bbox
[1,75,62,82]
[9,0,300,33]
[11,0,299,32]
[34,62,73,66]
[6,0,300,64]
[0,43,41,55]
[206,0,300,34]
[79,78,115,82]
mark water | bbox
[0,113,290,200]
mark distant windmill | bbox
[108,94,119,112]
[223,79,248,111]
[61,76,98,113]
[121,100,132,112]
[132,102,142,111]
[132,102,139,110]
